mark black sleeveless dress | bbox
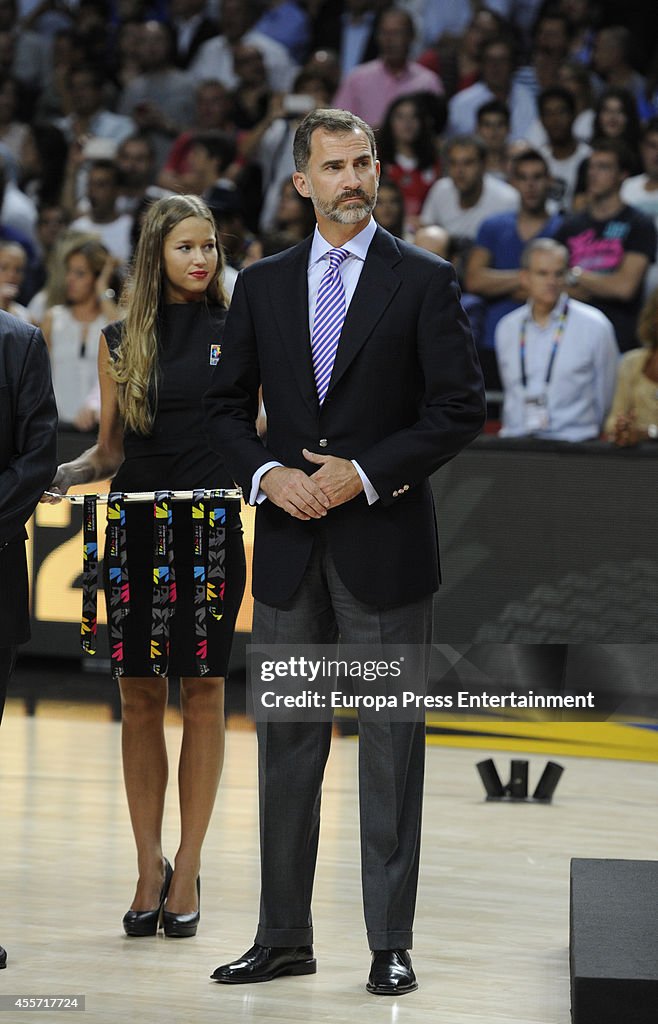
[103,302,246,677]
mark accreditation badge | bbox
[524,393,550,433]
[209,343,221,365]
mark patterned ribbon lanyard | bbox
[207,495,226,624]
[520,300,570,388]
[80,495,98,655]
[150,491,175,676]
[192,489,210,676]
[107,492,130,677]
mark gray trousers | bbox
[252,534,432,951]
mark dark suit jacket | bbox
[0,312,57,646]
[205,226,485,609]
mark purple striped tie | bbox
[311,247,350,404]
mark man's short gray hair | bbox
[521,237,569,269]
[293,108,377,172]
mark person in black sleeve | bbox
[1,311,58,969]
[45,195,246,940]
[556,138,657,352]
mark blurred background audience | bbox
[3,0,658,443]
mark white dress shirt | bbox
[250,217,380,504]
[495,294,619,441]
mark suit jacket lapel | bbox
[267,237,319,415]
[326,227,402,399]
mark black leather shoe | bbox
[163,876,200,938]
[211,943,316,984]
[366,949,417,995]
[0,944,6,969]
[122,858,173,937]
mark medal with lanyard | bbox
[520,300,569,434]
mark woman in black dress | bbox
[47,195,246,938]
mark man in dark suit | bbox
[205,108,485,995]
[0,310,58,969]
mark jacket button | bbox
[319,438,328,448]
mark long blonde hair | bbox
[110,194,228,435]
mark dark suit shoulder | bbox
[0,311,45,383]
[0,308,40,347]
[396,237,453,275]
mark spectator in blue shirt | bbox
[465,147,563,351]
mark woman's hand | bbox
[609,413,641,447]
[41,464,76,503]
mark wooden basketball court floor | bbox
[1,703,657,1024]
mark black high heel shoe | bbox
[122,858,173,937]
[163,876,201,938]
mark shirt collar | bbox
[525,291,569,326]
[310,217,377,268]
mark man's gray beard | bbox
[309,187,378,224]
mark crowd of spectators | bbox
[3,0,658,442]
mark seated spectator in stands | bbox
[373,177,405,239]
[231,44,274,133]
[377,92,442,229]
[186,130,241,210]
[536,86,591,212]
[572,87,642,207]
[621,117,658,248]
[448,35,537,141]
[34,27,86,120]
[158,79,235,194]
[115,133,169,215]
[605,285,658,445]
[475,98,511,180]
[561,0,599,67]
[170,0,220,70]
[1,128,38,243]
[420,134,518,245]
[333,8,443,128]
[240,68,331,233]
[555,59,595,143]
[556,139,657,353]
[113,17,144,93]
[495,238,618,441]
[27,203,70,312]
[428,8,504,100]
[591,26,646,107]
[254,0,311,65]
[466,148,562,351]
[189,0,297,93]
[18,123,69,210]
[55,66,135,151]
[309,0,380,81]
[70,159,134,267]
[40,237,118,429]
[517,11,572,98]
[0,1,49,97]
[269,178,315,242]
[118,20,197,169]
[0,238,29,320]
[0,74,27,164]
